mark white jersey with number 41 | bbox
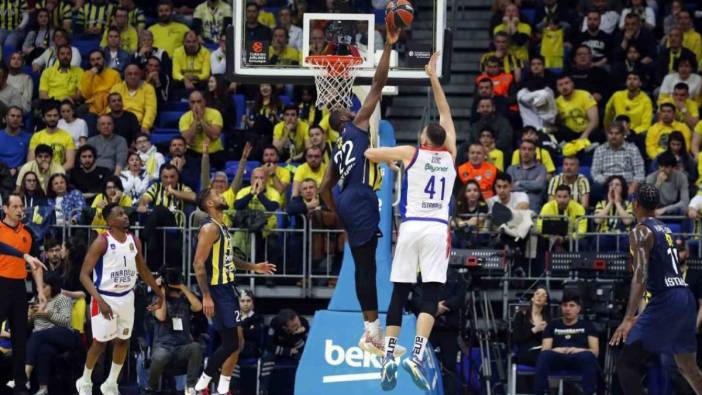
[399,147,456,224]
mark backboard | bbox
[227,0,451,86]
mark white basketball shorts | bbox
[90,291,135,342]
[390,220,451,284]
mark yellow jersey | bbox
[178,107,224,154]
[557,90,597,134]
[604,90,654,134]
[28,128,75,166]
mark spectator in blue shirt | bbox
[0,106,31,176]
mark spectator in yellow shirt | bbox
[268,27,301,66]
[645,102,692,159]
[292,146,327,197]
[38,45,83,102]
[172,30,211,92]
[677,10,702,63]
[147,0,190,56]
[659,82,700,131]
[510,126,557,175]
[478,127,504,171]
[273,105,310,161]
[604,72,653,134]
[79,50,121,115]
[234,166,282,232]
[27,101,76,171]
[179,90,225,167]
[555,75,600,143]
[109,64,157,131]
[261,145,292,194]
[99,7,138,53]
[537,184,587,249]
[255,0,276,29]
[493,3,531,63]
[193,0,232,43]
[90,175,133,232]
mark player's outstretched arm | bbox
[610,224,653,346]
[353,27,400,130]
[426,52,456,159]
[134,237,164,311]
[364,146,416,167]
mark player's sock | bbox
[368,319,381,338]
[412,336,428,362]
[384,336,398,359]
[81,366,93,383]
[195,373,212,391]
[106,362,123,384]
[217,375,231,394]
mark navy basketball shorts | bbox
[210,284,240,331]
[627,287,697,354]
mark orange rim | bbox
[306,55,363,77]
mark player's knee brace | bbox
[387,283,414,327]
[420,282,443,317]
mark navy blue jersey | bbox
[639,218,687,296]
[332,122,382,192]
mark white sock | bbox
[384,336,398,359]
[107,362,123,383]
[412,336,428,362]
[367,319,381,338]
[195,373,212,391]
[217,375,231,394]
[81,366,93,383]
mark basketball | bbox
[385,0,414,31]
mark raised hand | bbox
[424,51,441,78]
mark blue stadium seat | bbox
[150,129,179,145]
[580,165,591,180]
[162,101,189,112]
[157,111,184,129]
[521,8,536,25]
[225,160,261,182]
[233,94,246,128]
[72,39,100,56]
[279,95,293,106]
[204,42,219,51]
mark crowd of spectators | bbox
[0,0,394,393]
[456,0,702,254]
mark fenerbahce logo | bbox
[322,339,438,388]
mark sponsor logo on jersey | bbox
[110,244,116,250]
[424,163,448,173]
[129,243,134,252]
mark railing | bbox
[48,209,702,297]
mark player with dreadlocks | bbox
[610,183,702,394]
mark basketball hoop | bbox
[306,54,363,111]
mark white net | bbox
[307,56,363,111]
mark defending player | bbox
[365,52,456,391]
[192,187,276,395]
[610,183,702,395]
[76,204,164,395]
[319,26,399,355]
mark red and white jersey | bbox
[94,232,138,296]
[399,146,456,224]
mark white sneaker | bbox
[75,377,92,395]
[358,329,384,356]
[358,330,408,357]
[99,381,119,395]
[185,387,197,395]
[6,380,30,390]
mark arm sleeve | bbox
[116,138,128,168]
[257,193,279,211]
[172,51,184,81]
[633,98,654,134]
[286,197,307,216]
[0,241,27,258]
[198,51,211,81]
[632,147,646,182]
[590,149,605,184]
[518,167,547,192]
[234,193,254,210]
